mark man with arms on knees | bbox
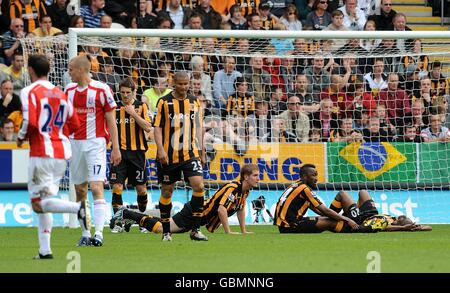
[153,71,207,241]
[66,55,121,246]
[17,54,89,258]
[111,164,260,235]
[109,77,152,233]
[274,164,372,233]
[329,189,432,232]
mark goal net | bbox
[20,29,450,224]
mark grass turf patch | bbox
[1,225,449,273]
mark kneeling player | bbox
[111,164,260,236]
[329,190,432,232]
[274,164,374,233]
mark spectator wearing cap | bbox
[267,0,293,18]
[367,0,396,31]
[401,63,421,97]
[304,0,332,30]
[258,1,283,30]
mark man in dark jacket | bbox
[367,0,396,30]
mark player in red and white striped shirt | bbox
[66,55,121,247]
[17,54,90,259]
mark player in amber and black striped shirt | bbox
[153,71,207,241]
[111,164,260,235]
[274,164,371,233]
[109,78,152,232]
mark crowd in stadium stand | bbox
[0,0,449,154]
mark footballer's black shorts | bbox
[278,217,322,233]
[109,150,147,186]
[172,202,196,233]
[157,158,203,185]
[345,199,379,225]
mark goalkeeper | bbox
[329,190,432,232]
[110,164,260,235]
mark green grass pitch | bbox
[1,225,450,273]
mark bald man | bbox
[153,71,208,242]
[65,55,121,247]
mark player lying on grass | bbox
[110,164,260,236]
[274,164,375,233]
[329,190,432,232]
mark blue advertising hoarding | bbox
[0,189,449,227]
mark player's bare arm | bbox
[105,110,121,166]
[237,208,252,234]
[218,205,238,234]
[154,126,168,165]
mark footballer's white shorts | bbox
[28,157,67,200]
[70,138,107,185]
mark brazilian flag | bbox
[328,142,416,182]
